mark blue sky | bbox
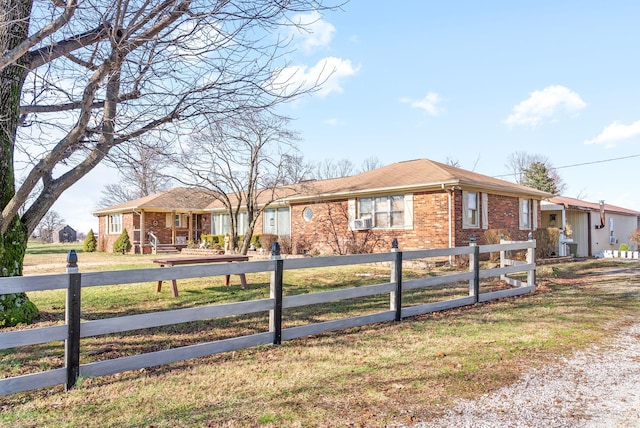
[279,1,640,201]
[55,1,640,234]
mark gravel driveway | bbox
[413,322,640,427]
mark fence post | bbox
[499,234,506,281]
[65,250,81,391]
[269,242,283,345]
[389,238,402,321]
[469,235,480,303]
[527,233,536,289]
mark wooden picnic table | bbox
[152,254,249,297]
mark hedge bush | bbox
[113,229,132,254]
[83,228,97,252]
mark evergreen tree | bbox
[113,229,132,254]
[521,162,559,194]
[83,229,97,252]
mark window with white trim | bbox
[212,212,247,235]
[519,198,532,230]
[109,214,123,234]
[174,214,183,228]
[358,195,404,228]
[462,191,479,228]
[166,213,186,228]
[263,207,290,235]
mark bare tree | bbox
[97,183,140,208]
[360,156,383,172]
[99,139,173,207]
[313,158,355,179]
[505,151,566,194]
[316,201,382,254]
[0,0,341,326]
[445,154,480,170]
[280,153,316,184]
[36,210,65,244]
[445,157,460,167]
[173,111,302,254]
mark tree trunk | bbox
[0,0,40,327]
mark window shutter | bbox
[462,192,470,228]
[532,200,538,230]
[348,199,356,230]
[404,194,414,230]
[518,198,525,230]
[482,193,489,230]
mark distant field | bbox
[24,241,160,275]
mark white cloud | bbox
[324,118,338,126]
[271,56,359,97]
[584,120,640,147]
[290,11,336,53]
[505,85,586,127]
[401,92,444,116]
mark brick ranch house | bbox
[93,158,550,254]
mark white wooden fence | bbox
[0,239,536,397]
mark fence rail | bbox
[0,239,536,397]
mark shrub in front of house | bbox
[251,234,261,249]
[535,227,560,259]
[618,243,630,252]
[484,228,512,262]
[278,235,292,254]
[113,229,132,254]
[259,234,278,252]
[83,228,97,252]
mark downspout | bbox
[443,184,453,264]
[587,212,592,257]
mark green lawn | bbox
[2,245,639,427]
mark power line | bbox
[493,154,640,178]
[555,153,640,170]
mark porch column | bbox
[171,210,176,244]
[140,210,146,254]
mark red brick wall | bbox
[98,212,211,254]
[288,190,540,254]
[97,212,136,253]
[97,193,540,255]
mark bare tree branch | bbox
[0,0,77,71]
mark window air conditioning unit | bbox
[609,236,617,244]
[353,218,373,230]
